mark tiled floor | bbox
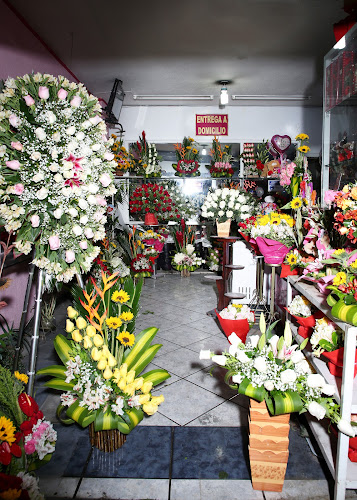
[29,273,356,499]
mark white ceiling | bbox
[8,0,348,107]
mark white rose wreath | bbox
[0,73,116,282]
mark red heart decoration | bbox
[271,134,291,155]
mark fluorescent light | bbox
[132,95,214,101]
[334,36,346,50]
[231,95,311,101]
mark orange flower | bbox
[351,187,357,200]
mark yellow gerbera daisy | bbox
[120,311,134,323]
[192,148,198,154]
[298,145,310,154]
[333,272,347,286]
[295,133,309,141]
[257,215,269,226]
[291,197,302,209]
[116,331,135,347]
[112,290,130,304]
[286,253,298,265]
[14,371,28,384]
[270,216,281,225]
[106,317,123,329]
[0,416,16,444]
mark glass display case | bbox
[322,23,357,196]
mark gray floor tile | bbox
[77,478,169,499]
[38,477,79,498]
[170,479,264,500]
[187,398,249,427]
[156,325,212,347]
[263,479,339,499]
[156,379,227,425]
[185,364,238,399]
[150,346,210,377]
[186,333,227,354]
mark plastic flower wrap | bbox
[130,131,161,177]
[0,73,117,282]
[219,304,254,324]
[201,187,259,223]
[0,366,56,476]
[172,137,201,177]
[37,272,170,434]
[250,212,296,248]
[199,315,354,436]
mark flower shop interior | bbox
[2,1,357,499]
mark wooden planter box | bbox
[249,399,290,492]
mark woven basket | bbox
[216,218,231,237]
[89,423,127,452]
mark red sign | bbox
[196,114,228,136]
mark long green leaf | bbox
[54,334,74,364]
[130,344,162,375]
[37,365,67,379]
[141,369,171,386]
[94,409,130,434]
[123,327,159,369]
[238,377,265,401]
[126,407,144,429]
[66,400,97,427]
[272,390,303,415]
[56,404,75,425]
[44,378,75,391]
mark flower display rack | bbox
[286,275,357,500]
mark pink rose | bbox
[30,214,40,227]
[9,114,21,128]
[6,160,21,170]
[24,440,36,455]
[13,183,24,195]
[48,235,60,250]
[65,250,75,263]
[89,115,101,125]
[104,152,114,161]
[70,96,82,107]
[11,141,23,151]
[99,173,111,187]
[24,94,35,106]
[96,196,107,207]
[38,86,49,99]
[84,228,94,239]
[79,240,88,250]
[57,88,68,100]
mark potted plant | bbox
[172,137,201,177]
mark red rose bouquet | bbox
[129,183,181,222]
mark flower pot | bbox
[321,347,357,378]
[216,219,231,237]
[249,399,290,492]
[88,423,127,452]
[144,213,159,225]
[255,237,291,265]
[215,309,250,343]
[285,308,324,338]
[326,287,357,326]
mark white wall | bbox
[119,105,323,157]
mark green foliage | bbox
[0,366,23,426]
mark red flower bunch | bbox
[332,184,357,245]
[174,159,200,176]
[209,162,234,178]
[130,183,181,221]
[0,473,30,499]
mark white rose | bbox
[199,350,212,360]
[80,215,88,225]
[87,183,99,194]
[307,374,325,388]
[308,401,326,420]
[78,199,88,210]
[53,208,63,219]
[241,204,250,212]
[222,188,230,198]
[215,189,222,196]
[54,173,64,183]
[84,228,94,239]
[212,194,218,201]
[280,369,297,384]
[36,187,48,200]
[66,125,76,135]
[68,207,78,217]
[228,200,234,209]
[91,144,101,151]
[35,127,46,140]
[212,355,227,366]
[46,111,56,124]
[227,332,242,347]
[254,356,267,373]
[264,380,275,391]
[249,335,259,348]
[219,201,226,209]
[226,210,233,218]
[81,120,91,129]
[87,195,97,205]
[76,131,85,141]
[291,350,304,364]
[237,350,250,364]
[218,210,224,217]
[49,163,59,172]
[63,170,74,179]
[52,132,61,142]
[322,384,335,396]
[237,195,245,202]
[30,152,41,161]
[295,359,311,374]
[93,158,101,166]
[68,141,79,152]
[72,225,83,236]
[32,172,44,182]
[232,373,243,384]
[228,344,238,356]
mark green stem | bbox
[117,344,124,366]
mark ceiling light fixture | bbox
[132,95,214,101]
[231,95,311,101]
[219,80,230,106]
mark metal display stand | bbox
[265,263,280,324]
[286,275,357,500]
[248,255,269,320]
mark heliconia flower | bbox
[38,86,49,99]
[6,160,21,170]
[57,88,68,100]
[24,94,35,106]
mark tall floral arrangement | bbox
[201,187,259,223]
[130,131,161,177]
[208,136,234,177]
[199,315,354,436]
[129,183,181,222]
[111,134,133,174]
[38,272,170,434]
[279,133,311,194]
[171,219,204,272]
[0,73,116,283]
[172,137,201,176]
[92,237,130,281]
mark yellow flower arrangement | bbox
[298,145,311,154]
[116,331,135,347]
[14,371,28,384]
[111,134,133,174]
[295,133,309,141]
[333,272,347,286]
